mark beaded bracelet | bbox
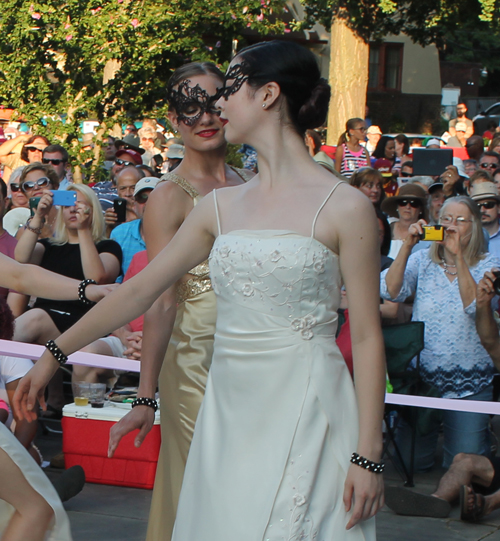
[45,339,69,366]
[350,452,385,474]
[78,279,97,305]
[131,397,158,412]
[25,217,45,235]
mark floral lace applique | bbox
[290,315,317,340]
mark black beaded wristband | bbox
[350,452,385,474]
[46,339,69,366]
[132,397,158,412]
[78,279,97,305]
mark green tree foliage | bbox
[0,0,285,165]
[297,0,500,45]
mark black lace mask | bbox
[169,80,221,126]
[217,62,250,101]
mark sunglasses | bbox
[10,183,21,192]
[477,201,497,210]
[42,158,66,166]
[480,162,497,169]
[25,146,43,152]
[21,177,51,191]
[115,158,133,166]
[135,191,150,204]
[400,172,412,178]
[397,199,421,208]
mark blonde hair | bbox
[138,126,157,140]
[50,184,105,245]
[429,196,485,267]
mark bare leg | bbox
[433,453,495,502]
[72,340,117,385]
[13,309,60,345]
[0,448,54,541]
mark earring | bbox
[262,103,266,108]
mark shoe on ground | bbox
[385,486,451,518]
[52,465,86,502]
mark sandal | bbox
[385,486,451,518]
[460,485,486,522]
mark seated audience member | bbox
[470,182,500,259]
[469,170,493,191]
[0,134,49,184]
[483,121,498,141]
[463,159,479,177]
[380,183,428,260]
[93,147,143,212]
[102,136,117,171]
[427,182,445,224]
[304,129,322,157]
[5,174,29,211]
[42,144,71,190]
[139,126,162,168]
[372,136,396,170]
[425,138,441,149]
[111,176,160,281]
[17,163,60,240]
[72,250,148,385]
[394,134,410,173]
[374,158,398,197]
[385,451,500,522]
[104,166,145,235]
[400,161,413,178]
[479,151,500,173]
[449,103,474,139]
[350,167,385,207]
[381,197,500,472]
[165,144,185,173]
[447,122,467,148]
[466,135,485,162]
[365,125,382,155]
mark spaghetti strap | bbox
[213,190,222,236]
[311,181,344,238]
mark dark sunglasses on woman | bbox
[25,146,43,152]
[10,183,21,192]
[21,177,51,192]
[397,199,420,208]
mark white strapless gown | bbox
[172,230,376,541]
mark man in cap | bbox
[164,143,184,172]
[365,125,382,155]
[449,103,473,139]
[470,181,500,259]
[447,122,468,148]
[110,176,160,281]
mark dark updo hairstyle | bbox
[236,40,331,135]
[395,133,410,156]
[337,118,364,146]
[166,62,224,110]
[372,136,395,162]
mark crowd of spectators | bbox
[3,105,500,526]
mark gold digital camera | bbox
[420,225,444,241]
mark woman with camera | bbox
[381,196,500,471]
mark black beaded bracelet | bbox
[350,452,385,474]
[78,279,97,305]
[131,397,158,412]
[46,339,69,366]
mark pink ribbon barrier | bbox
[0,339,140,372]
[1,340,500,414]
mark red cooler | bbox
[62,402,161,489]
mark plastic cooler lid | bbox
[63,402,160,424]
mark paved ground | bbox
[37,420,500,541]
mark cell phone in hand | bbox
[114,197,127,223]
[29,197,41,217]
[50,190,77,206]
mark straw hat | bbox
[470,181,500,203]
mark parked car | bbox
[473,103,500,136]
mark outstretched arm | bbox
[13,194,218,421]
[476,270,500,368]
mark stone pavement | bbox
[38,424,500,541]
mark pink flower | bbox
[65,34,73,41]
[29,4,34,11]
[31,12,41,19]
[284,27,291,33]
[131,18,139,27]
[257,13,264,21]
[64,23,71,29]
[242,6,248,13]
[231,14,236,19]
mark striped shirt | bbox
[339,144,369,178]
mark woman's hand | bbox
[85,283,119,303]
[75,201,92,230]
[343,463,384,529]
[35,190,53,220]
[108,405,155,457]
[477,269,498,307]
[440,165,459,196]
[440,224,462,261]
[405,218,427,248]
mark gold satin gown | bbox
[146,171,250,541]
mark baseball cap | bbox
[470,181,500,203]
[115,148,143,165]
[374,158,393,177]
[133,176,161,197]
[367,125,382,135]
[166,144,185,160]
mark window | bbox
[368,43,403,92]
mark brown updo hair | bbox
[236,40,331,135]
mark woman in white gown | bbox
[15,40,386,539]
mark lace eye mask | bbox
[169,80,221,126]
[217,62,250,101]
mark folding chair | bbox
[382,321,427,487]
